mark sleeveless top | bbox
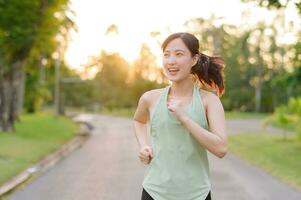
[142,83,211,200]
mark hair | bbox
[161,32,225,97]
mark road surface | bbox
[8,114,301,200]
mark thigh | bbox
[141,188,154,200]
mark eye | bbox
[176,52,183,56]
[163,53,169,57]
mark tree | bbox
[184,17,257,111]
[129,44,166,105]
[0,0,74,131]
[92,51,131,109]
[185,16,294,112]
[185,15,225,55]
[242,0,301,14]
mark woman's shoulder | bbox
[140,87,166,105]
[198,88,221,108]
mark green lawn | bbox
[229,133,301,190]
[225,111,270,119]
[0,113,78,186]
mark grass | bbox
[229,133,301,190]
[0,113,78,186]
[225,111,270,119]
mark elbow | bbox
[216,144,227,159]
[217,150,227,158]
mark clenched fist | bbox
[139,146,153,165]
[167,97,186,121]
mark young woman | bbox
[133,32,227,200]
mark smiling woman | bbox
[133,32,227,200]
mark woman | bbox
[133,32,227,200]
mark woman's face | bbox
[162,38,198,83]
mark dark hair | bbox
[162,32,225,96]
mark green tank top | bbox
[142,83,211,200]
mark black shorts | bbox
[141,188,212,200]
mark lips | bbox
[168,68,179,75]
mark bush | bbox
[263,97,301,141]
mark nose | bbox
[166,55,176,65]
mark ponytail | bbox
[191,53,225,97]
[161,32,225,96]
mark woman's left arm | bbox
[169,92,227,158]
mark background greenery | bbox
[0,0,300,194]
[0,113,78,186]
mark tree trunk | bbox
[255,45,263,112]
[287,83,293,100]
[0,61,24,132]
[212,29,221,55]
[255,80,262,112]
[0,71,13,131]
[0,64,6,131]
[17,68,25,116]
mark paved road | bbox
[225,118,292,135]
[8,114,301,200]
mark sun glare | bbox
[65,0,300,78]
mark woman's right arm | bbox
[133,92,153,164]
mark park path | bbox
[8,114,301,200]
[226,118,290,135]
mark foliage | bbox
[184,14,299,112]
[229,133,301,190]
[0,0,73,64]
[129,44,167,106]
[83,44,166,111]
[241,0,301,14]
[57,13,300,115]
[23,0,75,113]
[0,0,74,131]
[92,52,132,109]
[0,112,77,185]
[263,97,301,141]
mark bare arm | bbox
[133,92,149,148]
[133,92,153,164]
[168,92,227,158]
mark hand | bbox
[139,146,153,165]
[167,98,186,121]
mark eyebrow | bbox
[164,49,185,53]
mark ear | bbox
[192,54,199,66]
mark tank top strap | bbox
[192,83,209,129]
[150,85,170,122]
[163,85,171,103]
[191,83,199,108]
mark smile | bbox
[168,68,180,75]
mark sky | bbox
[65,0,300,77]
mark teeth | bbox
[168,68,179,72]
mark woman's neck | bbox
[170,78,194,98]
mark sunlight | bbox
[65,0,300,76]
